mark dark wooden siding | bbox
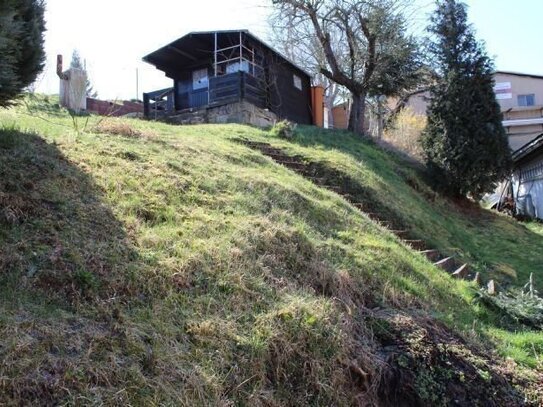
[209,73,241,105]
[167,37,312,124]
[174,67,212,110]
[267,55,312,125]
[174,71,191,110]
[243,73,266,109]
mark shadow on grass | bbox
[285,126,543,287]
[0,126,144,305]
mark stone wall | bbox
[163,101,277,127]
[207,101,277,127]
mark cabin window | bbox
[193,68,209,90]
[518,94,535,107]
[226,61,250,74]
[293,74,302,91]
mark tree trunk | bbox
[348,92,366,135]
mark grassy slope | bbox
[0,96,542,405]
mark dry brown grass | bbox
[91,118,156,139]
[383,108,426,162]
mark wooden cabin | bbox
[143,30,316,126]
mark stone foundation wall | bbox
[207,102,277,127]
[164,101,277,127]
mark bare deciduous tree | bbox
[269,11,346,128]
[271,0,422,135]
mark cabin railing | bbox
[143,72,267,119]
[209,71,266,108]
[143,87,175,119]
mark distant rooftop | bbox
[495,70,543,80]
[513,133,543,162]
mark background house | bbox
[495,71,543,151]
[396,70,543,151]
[142,30,322,127]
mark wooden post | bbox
[240,72,245,102]
[214,32,218,77]
[239,32,243,68]
[143,93,150,118]
[252,46,255,76]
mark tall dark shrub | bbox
[421,0,511,198]
[0,0,46,107]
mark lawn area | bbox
[526,221,543,237]
[0,95,541,405]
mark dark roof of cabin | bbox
[143,30,311,78]
[513,133,543,165]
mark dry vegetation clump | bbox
[271,120,297,140]
[383,107,426,161]
[0,192,39,225]
[91,118,156,139]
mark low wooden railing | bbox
[143,87,175,119]
[209,72,266,108]
[144,72,267,119]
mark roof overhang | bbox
[495,70,543,80]
[143,30,312,79]
[512,133,543,164]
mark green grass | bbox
[526,221,543,237]
[0,94,541,405]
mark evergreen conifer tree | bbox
[421,0,511,198]
[0,0,46,107]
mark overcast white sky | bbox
[35,0,543,100]
[36,0,271,100]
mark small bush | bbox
[271,120,296,140]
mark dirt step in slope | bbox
[238,139,476,283]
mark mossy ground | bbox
[0,95,541,405]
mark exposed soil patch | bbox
[371,310,531,406]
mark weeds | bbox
[476,275,543,329]
[271,120,296,140]
[91,118,156,139]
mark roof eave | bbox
[141,29,313,79]
[512,133,543,163]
